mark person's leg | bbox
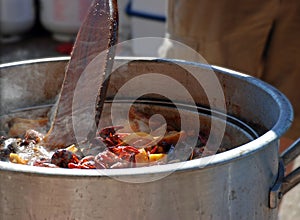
[162,0,278,76]
[261,0,300,139]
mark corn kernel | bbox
[66,144,78,153]
[9,153,28,164]
[149,153,166,162]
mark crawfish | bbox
[109,146,139,163]
[51,149,80,168]
[98,125,124,138]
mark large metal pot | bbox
[0,57,299,220]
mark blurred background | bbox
[0,0,167,63]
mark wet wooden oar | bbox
[43,0,118,148]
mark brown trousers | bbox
[162,0,300,139]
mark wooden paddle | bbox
[43,0,118,148]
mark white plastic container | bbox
[39,0,93,42]
[0,0,36,43]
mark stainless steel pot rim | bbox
[0,131,282,177]
[0,57,293,177]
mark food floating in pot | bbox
[0,129,206,169]
[0,107,228,169]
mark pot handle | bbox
[269,138,300,209]
[280,138,300,194]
